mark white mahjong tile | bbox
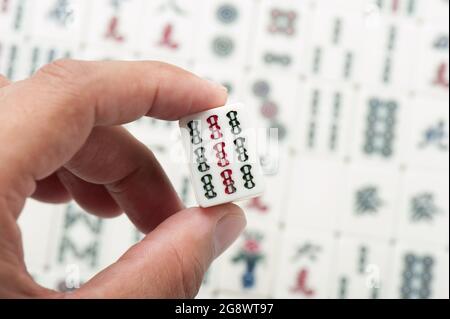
[285,158,346,231]
[329,235,392,299]
[338,163,400,240]
[303,5,364,82]
[396,170,449,246]
[387,241,449,299]
[46,203,105,283]
[296,80,355,160]
[196,0,256,68]
[413,25,449,98]
[0,0,31,37]
[274,228,335,299]
[137,0,199,63]
[217,225,278,297]
[29,0,89,44]
[358,20,420,89]
[405,95,449,171]
[0,38,28,81]
[18,199,60,273]
[350,89,410,165]
[250,0,310,74]
[85,0,144,51]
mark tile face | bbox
[286,158,345,231]
[137,0,199,65]
[338,164,400,239]
[414,25,449,97]
[274,229,335,299]
[18,199,60,272]
[29,0,89,43]
[387,242,449,299]
[196,0,256,68]
[405,95,449,170]
[45,203,105,291]
[0,0,30,36]
[351,89,410,165]
[296,80,355,160]
[0,38,25,81]
[179,103,265,208]
[358,20,419,90]
[250,0,309,74]
[217,225,277,297]
[397,171,449,246]
[303,2,363,82]
[329,236,391,299]
[86,0,143,51]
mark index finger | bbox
[0,59,227,203]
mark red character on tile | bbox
[105,16,125,42]
[1,0,9,13]
[291,268,315,297]
[247,197,269,213]
[158,23,179,50]
[391,0,400,13]
[433,62,449,88]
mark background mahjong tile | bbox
[413,24,449,98]
[285,158,346,232]
[139,0,198,65]
[44,202,106,287]
[329,235,392,299]
[0,0,31,37]
[357,18,420,90]
[296,80,356,160]
[0,37,29,81]
[85,0,144,51]
[338,163,400,240]
[396,170,449,246]
[18,39,79,78]
[303,1,364,82]
[196,0,256,69]
[18,199,61,274]
[405,94,449,171]
[418,0,449,25]
[29,0,89,44]
[387,241,449,299]
[350,88,411,166]
[274,228,335,299]
[217,225,278,298]
[249,0,310,74]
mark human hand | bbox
[0,60,246,298]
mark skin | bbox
[0,59,247,299]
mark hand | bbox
[0,60,246,298]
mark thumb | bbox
[70,204,246,299]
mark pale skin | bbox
[0,59,246,298]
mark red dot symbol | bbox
[261,101,279,119]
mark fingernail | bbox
[214,211,247,258]
[206,79,228,93]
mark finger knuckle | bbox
[35,59,92,111]
[38,59,80,81]
[35,59,91,96]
